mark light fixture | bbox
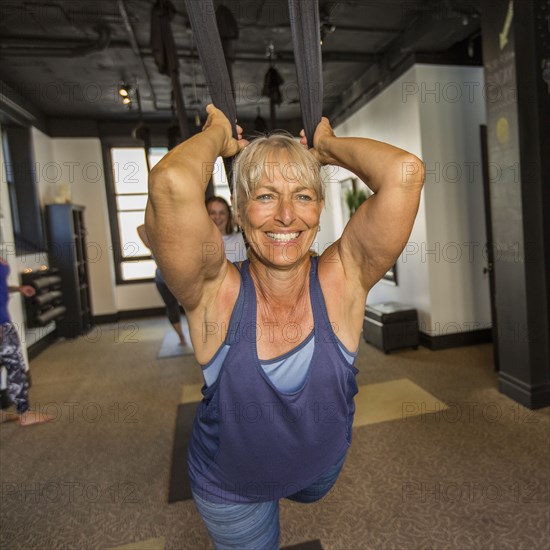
[118,81,131,97]
[320,5,336,47]
[118,81,134,108]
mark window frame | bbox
[102,139,166,285]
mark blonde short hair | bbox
[232,133,323,216]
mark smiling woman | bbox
[145,103,424,549]
[232,133,324,269]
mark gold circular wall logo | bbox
[496,117,510,144]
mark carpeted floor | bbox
[0,317,548,550]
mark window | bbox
[106,146,230,283]
[108,147,167,282]
[2,125,46,253]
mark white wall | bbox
[416,65,491,335]
[32,126,56,205]
[48,137,118,315]
[332,66,432,329]
[328,64,491,336]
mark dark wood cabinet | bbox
[45,204,92,338]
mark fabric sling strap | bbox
[288,0,323,149]
[184,0,237,142]
[185,0,323,151]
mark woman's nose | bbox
[275,198,296,225]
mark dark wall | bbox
[481,0,550,408]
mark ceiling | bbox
[0,0,482,136]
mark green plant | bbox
[345,188,368,216]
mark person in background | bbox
[137,225,189,348]
[205,196,247,263]
[0,256,52,426]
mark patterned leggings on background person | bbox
[0,322,30,414]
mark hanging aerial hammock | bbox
[131,85,152,171]
[287,0,323,148]
[183,0,237,140]
[215,4,239,97]
[184,0,323,149]
[262,42,284,131]
[150,0,191,140]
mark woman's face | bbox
[241,159,323,268]
[207,200,230,235]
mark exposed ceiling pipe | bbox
[0,37,380,64]
[0,26,111,57]
[238,23,401,34]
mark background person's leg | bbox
[192,491,279,550]
[154,276,187,346]
[0,323,29,414]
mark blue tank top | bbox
[188,257,359,504]
[0,262,11,325]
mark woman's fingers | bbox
[237,138,250,152]
[203,108,250,154]
[298,129,308,148]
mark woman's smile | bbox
[265,231,302,243]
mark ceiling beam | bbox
[0,37,380,63]
[239,23,401,34]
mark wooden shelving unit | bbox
[45,204,93,338]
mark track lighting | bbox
[118,82,131,97]
[118,81,133,108]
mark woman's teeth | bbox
[266,232,300,242]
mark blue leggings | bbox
[192,455,346,550]
[154,268,181,325]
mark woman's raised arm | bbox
[305,118,425,292]
[145,105,248,310]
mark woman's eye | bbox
[297,194,312,201]
[257,194,273,200]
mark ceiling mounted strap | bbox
[150,0,191,139]
[184,0,237,140]
[288,0,323,149]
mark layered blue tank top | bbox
[0,262,11,325]
[188,257,359,504]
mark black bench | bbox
[363,302,419,353]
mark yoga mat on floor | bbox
[168,403,198,503]
[282,541,323,550]
[157,331,194,359]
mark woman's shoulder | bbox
[186,260,243,364]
